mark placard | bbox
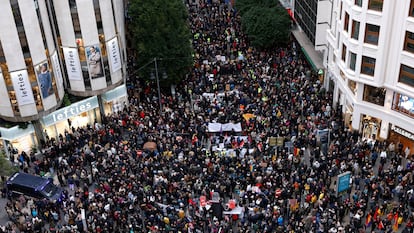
[107,37,122,73]
[11,70,35,105]
[63,47,82,81]
[85,45,104,79]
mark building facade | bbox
[326,0,414,151]
[0,0,127,153]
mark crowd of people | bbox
[1,0,414,232]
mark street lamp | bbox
[150,58,167,116]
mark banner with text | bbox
[11,70,35,106]
[107,37,122,73]
[51,52,64,90]
[63,47,82,81]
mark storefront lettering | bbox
[391,125,414,141]
[51,102,92,122]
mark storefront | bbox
[41,96,100,140]
[101,84,128,115]
[388,124,414,155]
[0,125,37,156]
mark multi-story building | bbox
[0,0,128,153]
[289,0,332,83]
[326,0,414,151]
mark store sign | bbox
[11,70,35,105]
[107,37,122,73]
[102,84,127,102]
[63,47,82,81]
[42,96,98,126]
[391,125,414,141]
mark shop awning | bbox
[301,47,318,72]
[292,29,324,72]
[0,125,34,141]
[101,84,127,103]
[41,96,99,127]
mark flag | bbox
[293,147,300,156]
[365,213,372,227]
[373,207,380,220]
[378,220,384,230]
[393,213,399,232]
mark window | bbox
[361,56,376,76]
[399,64,414,87]
[404,31,414,53]
[344,12,349,32]
[364,24,380,45]
[368,0,383,11]
[363,85,385,106]
[392,93,414,118]
[342,44,347,61]
[355,0,363,7]
[351,20,360,40]
[410,0,414,17]
[349,52,357,71]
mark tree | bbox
[128,0,194,84]
[236,0,291,49]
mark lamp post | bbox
[150,58,167,116]
[154,58,162,116]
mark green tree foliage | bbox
[236,0,291,48]
[128,0,194,84]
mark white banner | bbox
[11,70,35,105]
[107,37,122,73]
[63,47,82,81]
[207,122,242,132]
[51,52,63,90]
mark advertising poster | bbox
[63,47,82,81]
[85,45,104,79]
[35,62,54,98]
[11,70,35,105]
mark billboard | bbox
[35,62,54,99]
[85,45,104,79]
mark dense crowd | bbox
[2,0,414,232]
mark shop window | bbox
[25,59,37,83]
[410,0,414,17]
[399,64,414,87]
[368,0,383,11]
[344,12,349,32]
[8,91,19,115]
[348,79,357,95]
[351,20,360,40]
[33,86,43,111]
[364,24,380,45]
[355,0,363,7]
[404,31,414,53]
[349,52,357,71]
[341,44,347,61]
[0,63,12,86]
[361,56,376,76]
[363,85,385,106]
[393,93,414,118]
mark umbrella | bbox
[143,141,157,151]
[242,113,255,121]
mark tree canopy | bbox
[236,0,291,49]
[128,0,194,84]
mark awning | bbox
[301,47,318,72]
